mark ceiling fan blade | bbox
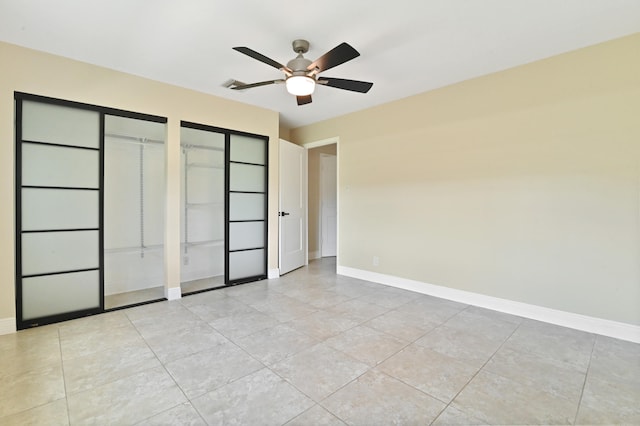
[231,79,284,90]
[307,42,360,73]
[233,47,290,71]
[297,95,312,106]
[319,77,373,93]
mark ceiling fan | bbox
[227,39,373,106]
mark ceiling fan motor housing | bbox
[288,40,313,74]
[287,57,312,74]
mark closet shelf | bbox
[105,239,224,254]
[186,202,224,208]
[105,132,164,146]
[181,143,224,152]
[187,162,224,169]
[182,239,224,248]
[105,243,163,254]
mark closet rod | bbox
[187,163,224,170]
[181,143,224,152]
[183,239,224,247]
[104,239,223,255]
[105,243,163,254]
[105,132,164,145]
[186,202,224,208]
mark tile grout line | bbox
[311,311,442,425]
[216,273,351,423]
[427,318,523,426]
[333,291,449,342]
[219,334,276,391]
[151,313,268,424]
[125,309,196,424]
[0,326,69,422]
[313,366,372,424]
[296,292,474,423]
[281,403,336,426]
[249,301,379,424]
[572,334,597,425]
[261,362,325,424]
[58,326,72,426]
[156,296,317,424]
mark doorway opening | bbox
[307,142,337,263]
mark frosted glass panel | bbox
[22,143,99,188]
[22,231,99,276]
[22,188,98,231]
[22,270,100,320]
[227,134,266,283]
[229,222,264,251]
[229,249,265,280]
[230,134,265,164]
[229,193,264,221]
[230,163,265,192]
[22,100,100,148]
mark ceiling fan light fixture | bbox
[286,75,315,96]
[231,40,372,105]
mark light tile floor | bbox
[1,258,639,425]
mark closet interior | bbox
[104,115,166,309]
[180,126,226,293]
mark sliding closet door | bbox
[227,133,268,284]
[16,98,102,327]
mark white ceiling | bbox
[1,0,639,128]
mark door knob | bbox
[279,211,290,217]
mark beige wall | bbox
[307,144,337,257]
[0,41,280,326]
[279,123,292,141]
[292,34,640,326]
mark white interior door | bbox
[279,139,307,275]
[320,154,337,257]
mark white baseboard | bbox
[308,251,320,260]
[165,286,182,301]
[268,268,280,279]
[338,266,640,344]
[0,317,17,335]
